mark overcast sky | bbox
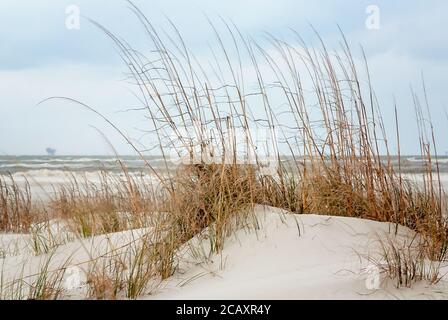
[0,0,447,155]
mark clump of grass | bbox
[29,220,73,256]
[165,164,257,253]
[256,172,303,214]
[86,234,166,299]
[123,244,156,299]
[87,258,125,300]
[50,171,156,237]
[1,252,68,300]
[0,265,26,300]
[27,253,67,300]
[0,174,36,232]
[368,235,444,289]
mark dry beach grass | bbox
[1,2,447,299]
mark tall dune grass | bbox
[50,171,157,237]
[87,2,446,258]
[1,2,447,298]
[0,174,36,232]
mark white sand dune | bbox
[149,206,448,300]
[1,206,447,299]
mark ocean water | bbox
[1,155,448,200]
[2,155,448,177]
[0,155,169,176]
[0,155,167,200]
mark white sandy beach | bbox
[1,205,447,300]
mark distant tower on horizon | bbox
[46,147,56,156]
